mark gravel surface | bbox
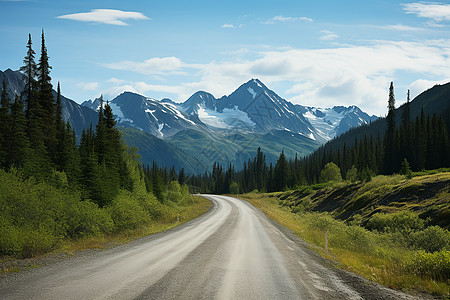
[0,195,432,299]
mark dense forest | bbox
[188,83,450,194]
[0,32,194,258]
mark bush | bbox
[343,225,374,252]
[110,191,150,231]
[410,226,450,253]
[319,162,342,183]
[404,250,450,280]
[366,211,424,233]
[167,181,182,203]
[66,200,114,238]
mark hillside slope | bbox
[278,172,450,228]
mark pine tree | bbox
[61,122,81,184]
[6,95,30,168]
[178,168,186,185]
[19,34,37,123]
[36,29,56,159]
[274,150,290,191]
[54,82,66,170]
[383,82,396,174]
[400,158,412,179]
[0,81,11,167]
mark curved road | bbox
[1,195,421,299]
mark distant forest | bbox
[188,83,450,194]
[1,32,449,199]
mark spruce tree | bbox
[383,82,396,174]
[274,150,289,191]
[19,34,37,123]
[0,81,11,167]
[6,95,30,168]
[37,29,56,159]
[178,168,186,185]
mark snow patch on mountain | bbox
[247,87,257,99]
[109,102,134,123]
[158,123,164,137]
[197,106,256,129]
[162,102,196,125]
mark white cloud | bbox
[408,78,450,100]
[377,24,422,31]
[319,30,339,40]
[222,24,235,28]
[56,9,149,26]
[263,15,313,24]
[403,2,450,22]
[76,81,99,91]
[103,56,200,75]
[101,40,450,115]
[107,78,126,84]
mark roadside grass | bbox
[0,196,211,276]
[59,195,211,252]
[240,180,450,298]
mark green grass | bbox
[239,172,450,298]
[0,195,212,276]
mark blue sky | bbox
[1,0,450,115]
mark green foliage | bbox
[307,213,338,231]
[366,211,424,233]
[167,181,182,203]
[319,162,342,183]
[404,250,450,280]
[110,191,150,231]
[410,226,450,253]
[400,158,412,179]
[0,170,108,257]
[230,181,239,195]
[346,165,358,182]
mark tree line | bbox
[0,32,197,257]
[188,82,450,194]
[0,32,192,206]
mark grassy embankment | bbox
[0,169,211,275]
[240,171,450,297]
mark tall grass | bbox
[241,193,450,297]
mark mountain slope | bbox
[320,82,450,152]
[0,69,98,136]
[120,127,201,173]
[166,129,320,171]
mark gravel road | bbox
[0,195,425,299]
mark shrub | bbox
[404,250,450,280]
[66,200,114,238]
[410,226,450,253]
[366,211,424,233]
[319,162,342,183]
[167,181,182,203]
[110,191,150,231]
[344,225,374,252]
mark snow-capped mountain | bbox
[83,92,202,139]
[81,78,376,142]
[299,105,378,141]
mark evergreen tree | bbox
[274,150,289,191]
[400,158,412,179]
[19,34,37,123]
[61,122,81,184]
[0,80,10,167]
[6,95,30,168]
[383,82,396,174]
[178,168,186,185]
[36,29,56,159]
[54,82,66,170]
